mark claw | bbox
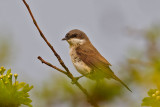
[75,75,84,80]
[71,75,84,84]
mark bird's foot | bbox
[75,75,84,81]
[71,75,84,84]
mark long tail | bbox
[112,75,132,92]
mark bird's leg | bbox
[75,73,91,80]
[71,73,91,84]
[72,75,84,84]
[75,75,84,81]
[72,73,92,84]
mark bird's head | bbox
[62,29,89,46]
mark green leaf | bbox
[142,89,160,107]
[148,89,157,96]
[0,67,33,107]
[6,69,11,75]
[16,82,26,90]
[142,97,156,106]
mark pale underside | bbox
[69,45,92,76]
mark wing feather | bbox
[76,44,114,78]
[75,44,132,92]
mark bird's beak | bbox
[62,37,67,41]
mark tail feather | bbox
[112,75,132,92]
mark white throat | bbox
[67,38,86,46]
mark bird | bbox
[62,29,132,92]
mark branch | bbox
[22,0,99,107]
[22,0,70,74]
[38,56,99,107]
[37,56,67,75]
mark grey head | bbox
[62,29,90,46]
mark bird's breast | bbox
[69,46,91,75]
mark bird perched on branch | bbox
[62,29,132,92]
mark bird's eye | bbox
[72,34,77,38]
[65,33,69,38]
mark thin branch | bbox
[22,0,70,74]
[38,56,67,75]
[22,0,99,107]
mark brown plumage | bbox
[62,29,132,92]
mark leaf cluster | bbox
[0,66,33,107]
[142,89,160,107]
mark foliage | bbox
[122,25,160,85]
[123,25,160,106]
[142,89,160,107]
[0,37,11,65]
[35,76,122,107]
[0,66,33,107]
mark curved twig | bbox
[22,0,99,107]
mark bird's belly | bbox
[73,60,91,75]
[70,48,91,75]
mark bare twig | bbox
[37,56,67,75]
[22,0,70,74]
[22,0,99,107]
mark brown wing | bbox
[76,44,132,92]
[76,44,114,78]
[76,43,111,65]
